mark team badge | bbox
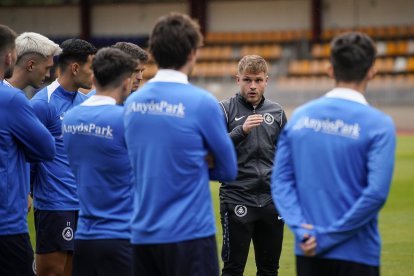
[62,226,74,241]
[234,205,247,217]
[263,113,274,125]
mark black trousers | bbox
[73,239,133,276]
[296,256,380,276]
[133,235,219,276]
[220,203,284,276]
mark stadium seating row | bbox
[144,58,414,80]
[141,25,414,86]
[312,40,414,58]
[276,74,414,91]
[288,57,414,76]
[197,45,283,61]
[205,25,414,45]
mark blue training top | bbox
[62,95,133,240]
[124,69,237,244]
[30,80,87,210]
[86,89,96,97]
[272,88,396,266]
[0,83,55,235]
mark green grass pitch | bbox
[27,135,414,275]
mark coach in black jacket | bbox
[219,55,286,276]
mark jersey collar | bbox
[2,79,14,88]
[325,87,368,105]
[148,69,189,84]
[81,95,116,106]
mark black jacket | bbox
[219,93,286,207]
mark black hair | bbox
[93,47,137,88]
[149,12,203,69]
[330,32,376,83]
[0,24,17,53]
[58,38,97,72]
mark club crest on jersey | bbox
[263,113,274,125]
[62,226,74,241]
[234,205,247,217]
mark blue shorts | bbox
[0,234,35,276]
[73,239,133,276]
[133,235,219,276]
[34,209,78,254]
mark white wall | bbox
[0,6,79,36]
[0,0,412,37]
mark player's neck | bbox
[6,67,28,90]
[335,81,367,95]
[58,74,80,92]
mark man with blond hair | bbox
[219,55,286,276]
[5,32,61,90]
[0,25,56,276]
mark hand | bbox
[300,223,316,256]
[300,234,317,256]
[242,114,263,134]
[205,154,215,169]
[27,194,33,213]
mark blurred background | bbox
[1,0,413,130]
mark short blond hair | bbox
[16,32,61,59]
[238,55,268,75]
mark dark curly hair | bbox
[58,38,97,72]
[112,42,148,63]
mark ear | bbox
[188,49,197,62]
[71,63,79,75]
[5,52,12,66]
[26,59,35,72]
[265,75,269,86]
[122,76,132,92]
[366,65,377,81]
[92,75,98,87]
[235,74,241,85]
[327,64,334,79]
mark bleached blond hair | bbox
[16,32,61,60]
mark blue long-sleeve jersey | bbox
[124,70,237,244]
[62,95,133,240]
[0,84,55,235]
[272,88,396,266]
[86,89,96,97]
[30,80,87,210]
